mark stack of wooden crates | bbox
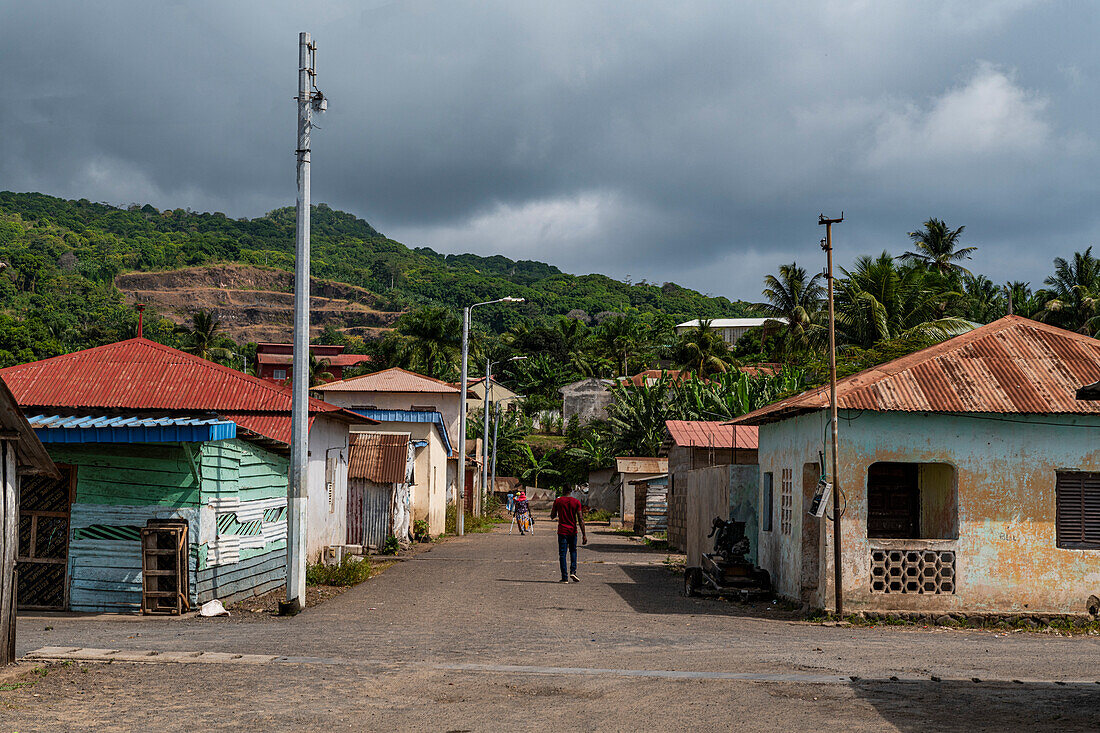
[140,519,190,615]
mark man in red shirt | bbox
[550,486,587,583]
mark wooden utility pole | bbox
[819,213,844,617]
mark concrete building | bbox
[612,457,668,528]
[255,342,371,383]
[0,339,371,611]
[314,368,462,536]
[560,378,615,423]
[663,420,758,553]
[467,376,523,414]
[737,316,1100,615]
[675,317,786,347]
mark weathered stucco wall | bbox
[758,410,1100,614]
[678,464,759,567]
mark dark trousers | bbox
[558,533,578,580]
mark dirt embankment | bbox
[115,264,403,343]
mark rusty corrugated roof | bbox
[349,432,409,482]
[615,456,668,474]
[314,367,459,393]
[665,420,758,449]
[0,339,374,445]
[736,316,1100,425]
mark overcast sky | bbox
[2,1,1098,300]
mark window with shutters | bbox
[762,472,774,532]
[1056,471,1100,549]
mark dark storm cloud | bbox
[2,1,1099,299]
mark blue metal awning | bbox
[349,409,453,457]
[28,414,237,444]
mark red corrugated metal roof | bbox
[0,338,373,444]
[736,316,1100,425]
[349,433,409,482]
[665,420,758,449]
[315,367,459,394]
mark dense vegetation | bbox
[0,191,751,366]
[5,192,1100,493]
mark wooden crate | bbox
[140,521,189,615]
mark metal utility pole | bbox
[819,213,844,617]
[481,357,492,513]
[457,297,524,535]
[490,406,501,500]
[481,355,526,507]
[285,32,326,615]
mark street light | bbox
[483,355,526,508]
[457,297,525,535]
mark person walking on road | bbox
[550,486,586,583]
[513,489,533,535]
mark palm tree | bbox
[757,262,825,353]
[566,432,616,471]
[835,252,972,349]
[597,314,647,377]
[309,354,335,386]
[396,306,461,379]
[674,319,729,377]
[175,310,233,362]
[1006,281,1042,319]
[900,218,976,275]
[1039,248,1100,334]
[960,274,1004,323]
[519,444,560,491]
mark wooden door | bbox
[18,465,74,610]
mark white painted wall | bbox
[305,416,350,561]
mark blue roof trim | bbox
[28,414,237,444]
[349,409,453,457]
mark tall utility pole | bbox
[457,297,524,535]
[490,407,501,501]
[482,357,492,512]
[819,213,844,617]
[285,32,325,615]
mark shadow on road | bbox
[604,565,780,617]
[849,680,1100,732]
[494,579,566,584]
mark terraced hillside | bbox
[115,264,403,343]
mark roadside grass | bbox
[445,505,506,535]
[584,509,615,523]
[306,556,375,587]
[611,528,637,537]
[807,609,1100,635]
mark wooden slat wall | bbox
[49,439,291,612]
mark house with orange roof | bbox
[314,367,465,536]
[735,316,1100,615]
[0,338,375,612]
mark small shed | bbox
[347,433,414,550]
[613,457,668,527]
[0,376,58,663]
[632,474,669,535]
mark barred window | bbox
[780,468,793,535]
[1056,472,1100,549]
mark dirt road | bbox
[3,519,1099,731]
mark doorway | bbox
[800,462,822,603]
[18,465,74,610]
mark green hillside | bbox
[0,191,754,366]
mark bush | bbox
[585,508,614,523]
[412,519,431,543]
[445,504,502,534]
[306,556,373,587]
[378,536,400,556]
